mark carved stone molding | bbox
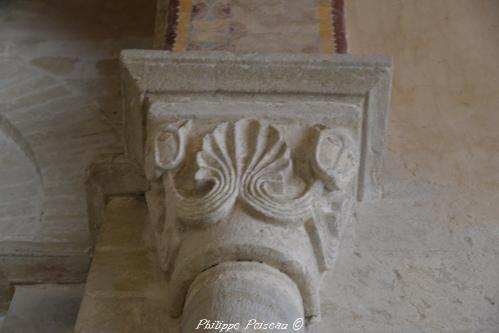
[121,51,392,332]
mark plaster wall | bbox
[313,1,499,332]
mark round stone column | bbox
[181,262,305,333]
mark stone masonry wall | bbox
[0,0,155,250]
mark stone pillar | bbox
[0,272,13,315]
[181,262,304,332]
[120,51,392,332]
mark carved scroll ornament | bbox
[145,118,359,329]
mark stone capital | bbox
[120,51,392,332]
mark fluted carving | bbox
[155,119,316,225]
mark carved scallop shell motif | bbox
[171,119,314,225]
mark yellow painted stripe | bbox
[318,0,335,53]
[192,20,228,31]
[173,0,193,52]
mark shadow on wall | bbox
[0,0,155,245]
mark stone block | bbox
[0,284,84,333]
[75,296,168,333]
[74,197,169,333]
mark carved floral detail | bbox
[145,117,361,323]
[167,119,315,225]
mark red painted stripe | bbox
[332,0,348,53]
[165,0,180,50]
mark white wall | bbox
[314,1,499,332]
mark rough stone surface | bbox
[0,0,155,251]
[74,197,169,333]
[0,0,156,296]
[76,197,310,333]
[85,158,148,243]
[1,1,497,333]
[0,284,83,333]
[182,262,305,333]
[0,273,12,316]
[0,241,89,285]
[121,51,392,201]
[120,51,391,331]
[144,116,360,322]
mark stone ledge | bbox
[74,197,169,333]
[0,242,90,285]
[120,51,392,200]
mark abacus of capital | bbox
[120,51,392,332]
